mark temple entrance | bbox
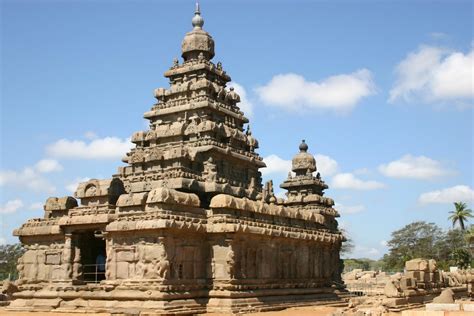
[78,230,106,283]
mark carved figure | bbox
[203,157,217,182]
[225,87,240,106]
[172,57,179,68]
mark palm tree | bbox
[448,202,473,230]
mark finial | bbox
[195,1,200,14]
[246,125,252,135]
[299,139,308,152]
[192,1,204,29]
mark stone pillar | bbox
[314,244,322,279]
[105,234,114,280]
[72,235,82,281]
[322,245,331,281]
[62,233,73,280]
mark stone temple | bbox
[10,4,345,314]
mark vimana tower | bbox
[11,4,345,314]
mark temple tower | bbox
[118,3,265,206]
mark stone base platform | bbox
[7,287,348,315]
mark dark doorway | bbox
[78,230,106,283]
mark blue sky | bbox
[1,0,473,259]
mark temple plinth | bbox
[10,5,345,314]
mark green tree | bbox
[450,248,471,269]
[0,243,25,280]
[465,225,474,242]
[340,228,355,257]
[382,221,444,271]
[437,228,468,263]
[448,202,473,230]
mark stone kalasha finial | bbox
[292,139,316,175]
[299,139,308,152]
[192,2,204,29]
[181,2,215,61]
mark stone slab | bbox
[462,303,474,312]
[426,303,461,311]
[402,311,472,316]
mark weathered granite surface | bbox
[10,4,345,314]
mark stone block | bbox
[425,303,460,311]
[407,270,427,282]
[428,259,437,272]
[406,258,429,271]
[401,312,445,316]
[463,303,474,311]
[400,277,416,290]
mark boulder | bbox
[432,288,454,304]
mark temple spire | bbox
[182,1,214,60]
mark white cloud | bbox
[0,159,61,193]
[29,202,44,210]
[228,82,253,117]
[261,155,292,177]
[332,173,385,190]
[418,185,474,205]
[47,137,133,160]
[256,69,376,112]
[315,154,339,177]
[66,177,91,193]
[84,131,98,140]
[380,240,388,247]
[336,203,366,215]
[389,45,473,105]
[0,167,56,193]
[34,159,63,173]
[0,237,6,245]
[378,154,452,180]
[0,199,24,214]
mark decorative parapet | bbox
[116,192,148,214]
[57,211,117,227]
[206,215,343,244]
[106,212,206,232]
[75,178,125,206]
[13,218,61,237]
[146,187,200,207]
[209,194,336,224]
[44,196,78,219]
[284,194,335,207]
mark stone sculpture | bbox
[10,3,345,314]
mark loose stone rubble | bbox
[337,259,474,315]
[0,281,19,306]
[9,4,346,315]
